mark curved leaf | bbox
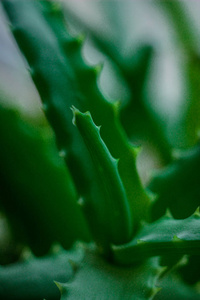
[72,108,132,246]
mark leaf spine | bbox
[156,265,167,278]
[147,190,158,206]
[164,208,173,219]
[131,144,142,159]
[194,206,200,217]
[71,105,78,126]
[137,239,147,245]
[64,34,85,52]
[54,281,68,295]
[149,286,162,299]
[172,235,182,242]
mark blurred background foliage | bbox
[1,0,200,263]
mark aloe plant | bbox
[1,0,200,299]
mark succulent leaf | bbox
[155,272,200,300]
[0,246,78,300]
[149,144,200,220]
[58,245,163,300]
[2,1,200,300]
[2,0,151,236]
[113,212,200,265]
[0,105,90,254]
[2,0,94,198]
[72,108,132,246]
[62,5,172,164]
[38,0,151,228]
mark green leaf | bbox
[0,106,90,254]
[113,212,200,265]
[149,145,200,220]
[62,2,172,164]
[2,0,94,200]
[72,108,132,247]
[2,0,151,233]
[58,245,163,300]
[0,246,78,300]
[155,273,200,300]
[38,0,151,227]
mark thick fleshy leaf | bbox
[149,145,200,220]
[72,108,132,246]
[2,0,151,240]
[155,273,200,300]
[58,245,163,300]
[0,246,81,300]
[38,0,151,228]
[113,211,200,265]
[0,106,90,255]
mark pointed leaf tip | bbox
[72,107,94,128]
[112,157,120,167]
